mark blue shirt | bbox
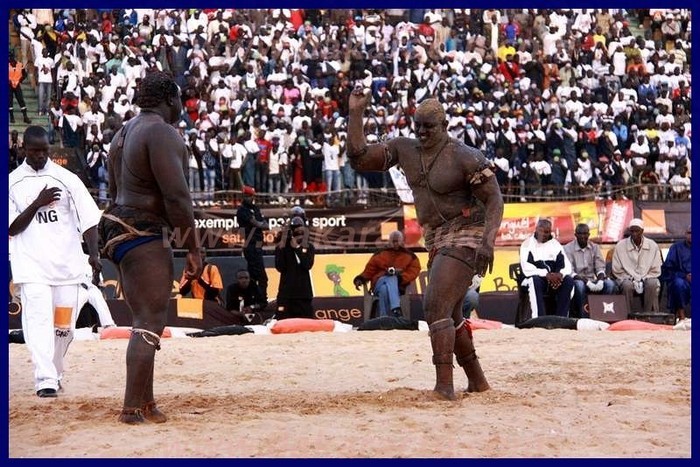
[662,240,691,282]
[613,123,628,143]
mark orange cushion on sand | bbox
[270,318,335,334]
[100,326,172,339]
[607,320,674,331]
[466,318,503,330]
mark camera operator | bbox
[274,215,316,319]
[353,231,421,318]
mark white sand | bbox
[9,328,691,458]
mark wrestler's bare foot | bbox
[118,408,145,424]
[433,385,458,401]
[143,401,167,423]
[466,381,491,393]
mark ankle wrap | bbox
[132,328,162,350]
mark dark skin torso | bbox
[347,89,503,253]
[373,136,489,230]
[109,112,188,218]
[107,101,201,278]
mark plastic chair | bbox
[509,262,558,323]
[362,282,411,322]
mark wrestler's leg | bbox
[454,317,490,393]
[117,240,173,424]
[447,255,490,393]
[424,253,471,400]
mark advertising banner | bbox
[636,201,692,239]
[170,205,405,252]
[402,200,636,248]
[166,200,688,252]
[6,245,673,329]
[496,200,639,246]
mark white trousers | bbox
[19,283,81,392]
[79,284,116,327]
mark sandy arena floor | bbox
[8,328,691,458]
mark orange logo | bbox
[54,306,73,329]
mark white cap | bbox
[629,218,644,230]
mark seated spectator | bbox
[611,218,663,313]
[179,248,224,304]
[519,219,574,317]
[669,166,691,199]
[661,225,691,321]
[225,269,267,313]
[563,223,617,318]
[353,231,421,318]
[462,274,482,318]
[78,255,116,329]
[638,164,661,200]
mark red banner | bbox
[403,200,635,247]
[498,200,634,246]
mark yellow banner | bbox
[262,246,621,298]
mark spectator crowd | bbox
[9,8,692,206]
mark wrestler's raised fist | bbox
[349,85,371,113]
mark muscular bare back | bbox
[109,112,189,219]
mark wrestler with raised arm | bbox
[347,87,504,399]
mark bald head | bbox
[415,98,446,122]
[414,98,448,150]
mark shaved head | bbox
[415,98,446,122]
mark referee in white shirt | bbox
[9,126,102,398]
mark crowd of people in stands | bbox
[9,8,692,206]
